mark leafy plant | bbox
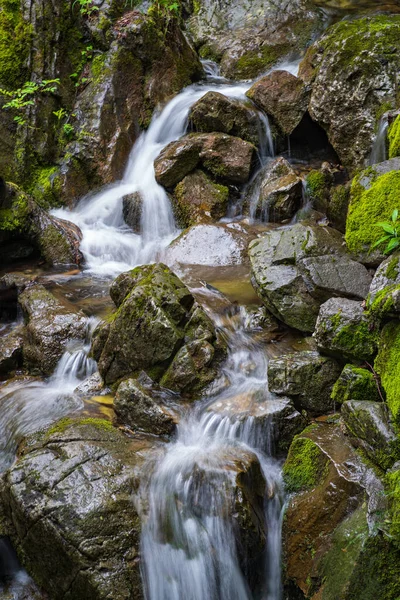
[0,79,60,126]
[372,209,400,255]
[63,123,75,139]
[70,45,93,88]
[72,0,99,17]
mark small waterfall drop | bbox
[138,306,284,600]
[370,115,388,165]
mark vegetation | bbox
[371,209,400,255]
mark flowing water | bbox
[370,115,388,165]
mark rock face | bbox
[187,0,323,79]
[188,91,260,146]
[154,133,256,188]
[268,351,341,415]
[172,170,229,227]
[282,422,387,599]
[249,223,371,332]
[0,325,24,377]
[0,418,148,600]
[314,297,379,362]
[342,400,400,470]
[92,264,225,394]
[0,183,83,266]
[368,252,400,304]
[246,71,310,135]
[345,159,400,262]
[331,364,380,404]
[245,157,303,222]
[299,15,400,171]
[19,283,87,376]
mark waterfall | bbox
[369,115,388,165]
[138,306,284,600]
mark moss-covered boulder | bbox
[268,350,341,415]
[345,159,400,263]
[246,71,310,136]
[154,132,256,188]
[0,182,83,266]
[92,264,225,393]
[18,283,87,376]
[188,91,260,146]
[187,0,323,79]
[172,170,229,227]
[375,320,400,425]
[299,15,400,171]
[388,114,400,159]
[244,157,303,222]
[331,364,380,404]
[341,400,400,470]
[314,297,379,361]
[0,417,150,599]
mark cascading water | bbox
[369,115,388,165]
[138,306,284,600]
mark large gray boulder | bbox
[249,223,371,332]
[268,351,341,415]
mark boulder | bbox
[18,283,87,376]
[0,183,82,266]
[331,364,380,405]
[374,320,400,425]
[0,325,24,377]
[246,71,310,135]
[282,422,386,598]
[345,159,400,263]
[249,223,368,332]
[245,157,303,222]
[188,91,260,146]
[122,192,143,233]
[342,400,400,470]
[187,0,323,79]
[299,15,400,171]
[172,170,229,227]
[369,252,400,303]
[154,133,256,188]
[268,351,341,415]
[314,297,379,362]
[92,264,225,392]
[114,377,178,436]
[0,418,149,600]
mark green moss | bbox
[345,170,400,254]
[333,320,379,361]
[0,0,33,88]
[375,320,400,424]
[388,115,400,159]
[46,416,115,438]
[306,170,328,205]
[0,186,29,231]
[282,433,329,493]
[368,284,400,319]
[386,467,400,546]
[331,365,379,404]
[91,53,109,85]
[385,255,399,280]
[234,45,291,80]
[28,166,61,209]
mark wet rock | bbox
[374,320,400,425]
[165,222,255,267]
[0,183,82,266]
[18,283,87,376]
[331,364,380,405]
[122,192,143,233]
[94,264,225,393]
[154,133,256,188]
[268,351,341,415]
[188,91,260,146]
[249,223,352,332]
[282,422,385,597]
[0,326,24,377]
[172,170,229,227]
[299,16,400,171]
[0,417,150,600]
[74,372,105,398]
[342,400,400,470]
[314,297,379,361]
[369,252,400,303]
[187,0,323,79]
[345,159,400,264]
[245,157,303,222]
[115,376,178,436]
[246,71,310,135]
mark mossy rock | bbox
[331,364,380,404]
[388,115,400,159]
[282,429,329,493]
[375,320,400,425]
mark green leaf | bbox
[377,223,396,235]
[392,208,399,223]
[385,238,400,254]
[371,235,392,249]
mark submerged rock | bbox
[172,170,229,227]
[246,71,310,136]
[188,91,260,146]
[268,351,341,415]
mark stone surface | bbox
[18,283,87,376]
[0,325,24,377]
[154,133,256,188]
[299,16,400,171]
[268,351,341,415]
[314,297,379,361]
[188,91,260,146]
[172,170,229,227]
[0,418,149,600]
[246,71,310,135]
[122,192,143,233]
[245,157,303,222]
[342,400,400,470]
[331,364,380,405]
